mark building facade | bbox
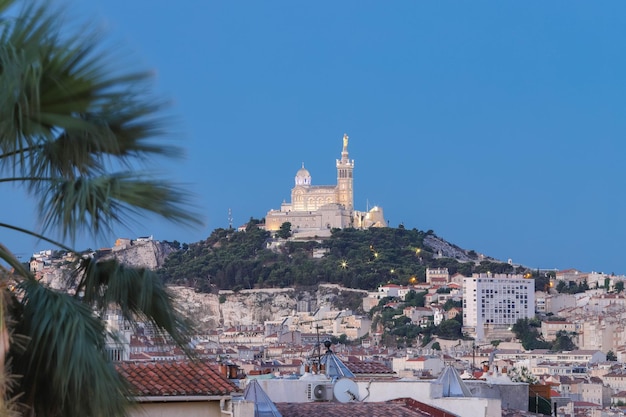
[463,274,535,340]
[265,134,386,234]
[426,268,450,285]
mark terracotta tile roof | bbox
[344,358,395,375]
[589,376,603,384]
[573,400,601,408]
[502,409,542,417]
[275,397,451,417]
[117,361,240,397]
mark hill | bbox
[157,223,537,292]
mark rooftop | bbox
[117,361,239,397]
[275,398,455,417]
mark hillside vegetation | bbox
[159,222,536,292]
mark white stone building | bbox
[264,134,386,234]
[426,268,450,285]
[463,274,535,340]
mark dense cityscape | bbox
[25,135,626,417]
[3,1,624,416]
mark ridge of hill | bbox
[155,225,532,292]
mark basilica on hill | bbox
[264,134,386,237]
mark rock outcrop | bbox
[102,240,175,269]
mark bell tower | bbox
[336,133,354,210]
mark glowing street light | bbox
[340,260,348,269]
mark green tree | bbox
[551,331,577,352]
[615,281,624,293]
[277,222,292,239]
[512,318,551,350]
[436,319,462,340]
[404,290,426,307]
[0,1,199,416]
[607,350,618,361]
[578,280,589,292]
[508,366,539,384]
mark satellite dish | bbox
[333,378,359,403]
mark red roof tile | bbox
[117,361,240,397]
[276,398,449,417]
[345,359,395,375]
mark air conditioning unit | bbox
[307,383,333,401]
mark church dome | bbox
[296,166,310,177]
[295,163,311,186]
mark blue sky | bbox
[8,1,626,274]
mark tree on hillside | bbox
[277,222,292,239]
[0,1,199,415]
[551,330,577,352]
[512,318,551,350]
[436,319,462,340]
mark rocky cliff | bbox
[169,285,368,331]
[102,240,175,269]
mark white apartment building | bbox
[463,274,535,340]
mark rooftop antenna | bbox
[228,208,233,229]
[315,325,322,369]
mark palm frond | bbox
[13,280,130,417]
[0,243,30,280]
[0,0,15,16]
[0,279,25,417]
[0,0,183,175]
[38,173,200,242]
[0,1,202,415]
[76,258,194,353]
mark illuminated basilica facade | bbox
[264,134,386,236]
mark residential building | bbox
[603,372,626,393]
[494,349,605,365]
[392,355,445,377]
[463,274,535,340]
[556,269,587,286]
[541,320,577,341]
[117,361,250,417]
[426,268,449,285]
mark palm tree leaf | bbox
[1,2,202,415]
[0,2,181,180]
[13,279,130,417]
[0,244,30,280]
[75,258,194,353]
[37,173,200,242]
